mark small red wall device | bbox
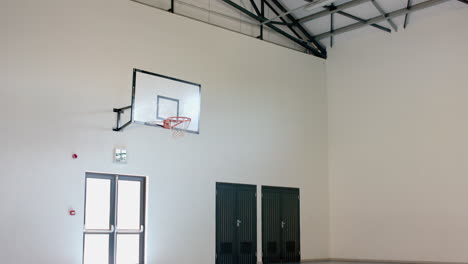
[69,209,76,216]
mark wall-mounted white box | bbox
[114,147,127,163]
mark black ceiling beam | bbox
[250,0,264,39]
[169,0,174,12]
[330,12,334,47]
[324,3,391,33]
[299,0,371,23]
[371,0,398,31]
[250,0,261,15]
[404,0,412,28]
[269,21,294,26]
[267,0,327,57]
[219,0,325,58]
[261,0,265,39]
[263,0,304,40]
[336,10,391,33]
[315,0,450,40]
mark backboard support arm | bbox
[113,105,132,132]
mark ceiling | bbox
[244,0,467,58]
[134,0,467,58]
[280,0,466,49]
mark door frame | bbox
[83,172,147,264]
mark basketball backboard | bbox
[113,69,201,134]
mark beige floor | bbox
[303,262,391,264]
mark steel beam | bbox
[261,0,265,39]
[330,13,334,47]
[263,0,303,40]
[337,10,391,33]
[268,0,327,57]
[250,0,261,15]
[299,0,371,23]
[261,0,335,25]
[219,0,325,58]
[169,0,174,12]
[261,2,311,25]
[371,0,398,31]
[314,0,449,40]
[269,21,293,26]
[250,0,263,39]
[404,0,412,28]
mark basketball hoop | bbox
[144,117,191,138]
[163,117,191,138]
[164,117,191,138]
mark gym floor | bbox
[309,262,387,264]
[304,262,390,264]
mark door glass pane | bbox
[83,234,109,264]
[85,178,111,229]
[117,180,141,229]
[116,234,140,264]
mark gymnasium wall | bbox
[326,7,468,263]
[1,0,328,263]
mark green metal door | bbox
[262,188,282,263]
[216,183,237,264]
[216,183,257,264]
[281,190,300,262]
[262,186,300,264]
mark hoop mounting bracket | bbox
[113,105,132,132]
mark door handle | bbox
[84,224,115,234]
[237,219,242,227]
[116,225,145,234]
[281,221,285,229]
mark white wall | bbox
[327,7,468,263]
[2,0,328,263]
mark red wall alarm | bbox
[69,209,76,216]
[72,154,78,159]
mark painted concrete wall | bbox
[2,0,328,263]
[326,7,468,263]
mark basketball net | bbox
[163,117,191,138]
